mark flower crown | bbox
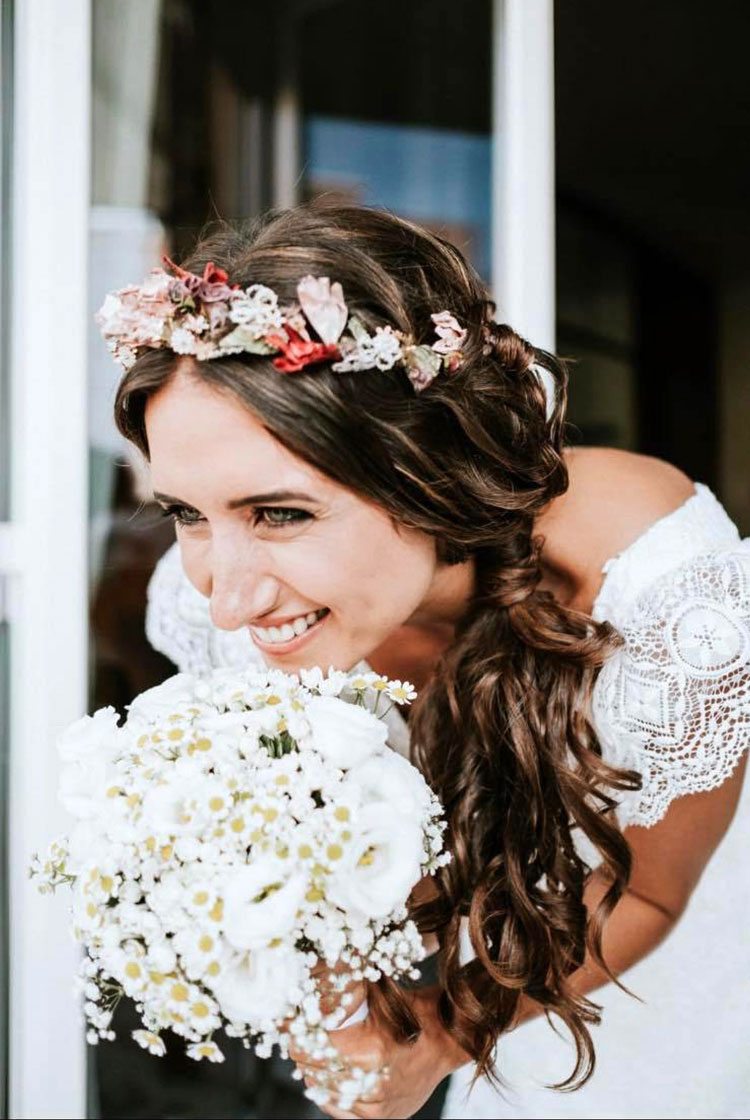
[95,257,467,392]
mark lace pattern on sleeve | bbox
[592,541,750,828]
[145,542,262,673]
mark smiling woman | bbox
[112,201,642,1100]
[106,202,750,1120]
[143,365,444,669]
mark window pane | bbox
[556,0,750,517]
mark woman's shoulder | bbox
[537,447,697,614]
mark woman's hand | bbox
[290,982,469,1120]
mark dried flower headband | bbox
[95,257,467,392]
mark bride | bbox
[102,203,749,1119]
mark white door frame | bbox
[492,0,556,354]
[6,2,90,1116]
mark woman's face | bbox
[144,368,443,672]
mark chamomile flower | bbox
[385,679,417,704]
[186,1040,225,1063]
[132,1029,166,1056]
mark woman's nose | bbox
[207,540,278,632]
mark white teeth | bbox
[250,608,327,645]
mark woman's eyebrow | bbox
[152,489,318,509]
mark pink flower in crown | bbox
[139,269,173,304]
[430,311,467,356]
[204,302,230,332]
[96,285,168,351]
[297,276,348,345]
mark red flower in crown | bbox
[163,256,238,303]
[267,328,341,373]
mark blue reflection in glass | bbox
[305,116,491,281]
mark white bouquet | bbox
[31,665,449,1107]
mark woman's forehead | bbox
[144,369,340,504]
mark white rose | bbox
[146,941,177,974]
[126,673,197,722]
[67,819,106,870]
[328,803,423,922]
[57,706,121,763]
[223,858,306,951]
[213,945,304,1027]
[345,750,432,818]
[141,773,214,837]
[305,696,387,769]
[59,754,119,820]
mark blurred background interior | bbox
[4,0,750,1116]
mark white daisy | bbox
[132,1029,166,1057]
[186,1040,225,1063]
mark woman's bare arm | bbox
[516,749,748,1025]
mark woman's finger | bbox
[320,1104,359,1120]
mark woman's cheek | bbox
[179,537,212,599]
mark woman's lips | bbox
[248,608,330,654]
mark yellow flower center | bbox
[208,899,224,922]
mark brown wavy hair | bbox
[113,203,641,1089]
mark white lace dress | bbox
[145,484,750,1120]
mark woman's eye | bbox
[159,504,205,527]
[157,504,310,530]
[256,507,311,528]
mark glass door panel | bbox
[89,2,491,1116]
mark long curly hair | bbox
[113,202,641,1089]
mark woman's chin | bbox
[262,642,368,675]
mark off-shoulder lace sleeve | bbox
[592,536,750,829]
[145,542,262,673]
